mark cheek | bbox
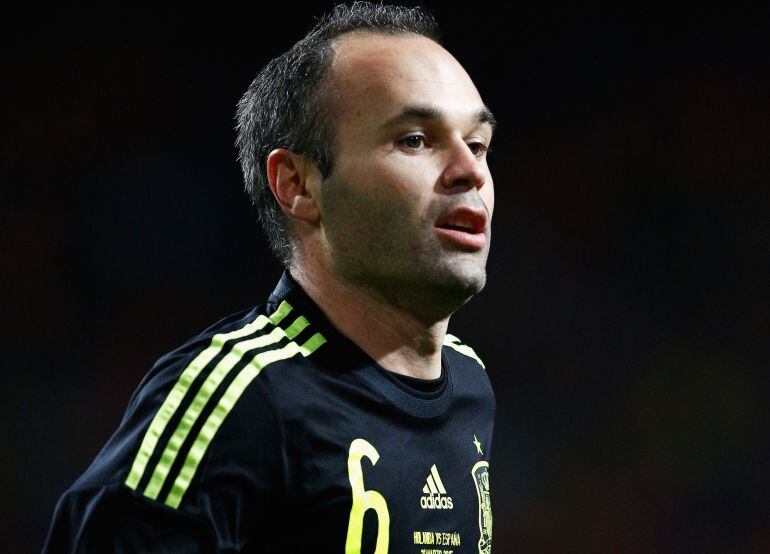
[328,153,441,236]
[323,170,416,237]
[353,159,430,208]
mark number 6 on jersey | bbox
[345,438,390,553]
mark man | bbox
[44,3,496,552]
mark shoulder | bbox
[121,298,328,504]
[127,298,326,414]
[76,298,327,503]
[443,332,486,370]
[123,305,263,414]
[443,332,494,404]
[47,298,331,550]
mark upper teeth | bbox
[446,216,474,230]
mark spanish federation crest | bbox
[471,461,492,553]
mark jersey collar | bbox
[266,271,455,418]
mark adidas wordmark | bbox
[420,464,454,509]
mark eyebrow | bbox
[381,104,497,133]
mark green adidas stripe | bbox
[444,333,486,369]
[165,332,327,509]
[124,301,293,491]
[142,317,308,499]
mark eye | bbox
[467,141,490,157]
[397,134,428,151]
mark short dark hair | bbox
[234,2,441,267]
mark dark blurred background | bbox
[2,4,768,552]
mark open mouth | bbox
[438,219,479,234]
[435,209,485,234]
[434,208,487,249]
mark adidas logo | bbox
[420,464,454,510]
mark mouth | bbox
[434,207,487,249]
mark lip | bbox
[434,207,488,250]
[434,226,487,249]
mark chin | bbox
[441,253,488,286]
[445,266,487,296]
[418,262,487,312]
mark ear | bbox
[266,148,321,225]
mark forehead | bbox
[326,32,485,128]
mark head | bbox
[235,3,440,267]
[236,3,495,319]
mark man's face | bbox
[316,32,495,317]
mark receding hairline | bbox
[310,30,445,148]
[321,29,457,116]
[322,32,490,136]
[329,26,439,47]
[326,28,444,72]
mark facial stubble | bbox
[319,174,489,321]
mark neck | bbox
[289,258,448,380]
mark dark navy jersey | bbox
[44,272,495,553]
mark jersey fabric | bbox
[44,272,495,553]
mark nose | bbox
[439,139,487,190]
